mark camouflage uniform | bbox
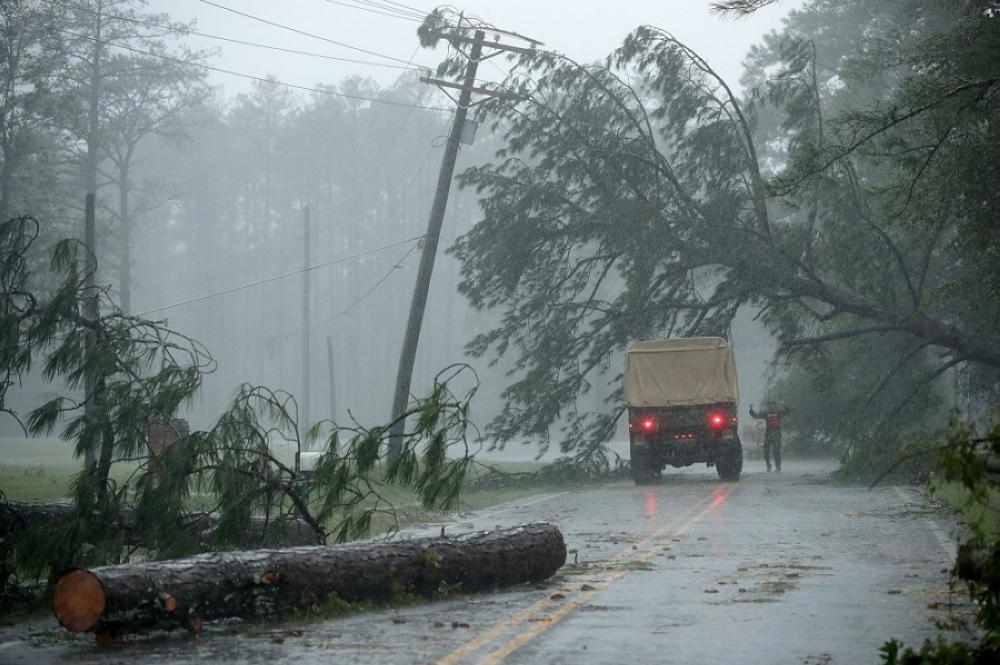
[749,403,787,472]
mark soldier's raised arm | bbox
[748,404,762,419]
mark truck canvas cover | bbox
[624,337,739,407]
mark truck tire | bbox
[716,440,743,482]
[630,445,656,485]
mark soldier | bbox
[748,401,788,472]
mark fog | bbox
[146,1,798,95]
[7,0,794,458]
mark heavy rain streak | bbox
[1,0,999,663]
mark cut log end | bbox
[54,569,106,632]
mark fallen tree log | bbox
[54,522,565,638]
[0,500,319,548]
[0,501,81,536]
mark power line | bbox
[368,0,429,17]
[137,235,425,316]
[46,0,430,72]
[45,24,451,112]
[200,0,419,67]
[314,139,440,325]
[352,0,426,19]
[332,241,422,321]
[321,0,422,22]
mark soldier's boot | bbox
[775,444,782,472]
[764,442,772,472]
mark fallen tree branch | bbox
[0,500,319,548]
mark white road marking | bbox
[469,491,571,522]
[894,486,957,560]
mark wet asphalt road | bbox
[0,459,968,664]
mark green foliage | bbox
[769,328,947,464]
[1,216,480,586]
[452,27,762,459]
[310,590,354,618]
[880,414,1000,663]
[880,638,982,665]
[448,1,999,466]
[833,426,937,484]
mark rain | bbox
[1,1,998,663]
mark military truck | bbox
[624,337,742,483]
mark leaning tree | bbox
[418,6,1000,461]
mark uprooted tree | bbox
[0,215,480,585]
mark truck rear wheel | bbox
[716,440,743,482]
[630,445,656,485]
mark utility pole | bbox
[83,0,104,477]
[327,334,336,425]
[387,26,536,458]
[301,205,311,444]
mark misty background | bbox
[5,0,798,459]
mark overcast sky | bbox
[145,0,800,101]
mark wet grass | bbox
[931,481,1000,536]
[0,438,144,501]
[0,438,555,532]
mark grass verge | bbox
[930,480,1000,536]
[0,438,563,532]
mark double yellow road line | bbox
[437,484,737,665]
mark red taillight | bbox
[641,417,657,432]
[708,412,726,429]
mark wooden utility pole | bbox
[387,27,535,458]
[327,334,336,425]
[83,0,105,476]
[301,206,311,442]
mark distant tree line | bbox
[1,0,506,434]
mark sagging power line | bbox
[45,24,452,112]
[46,0,430,71]
[199,0,420,67]
[320,0,423,22]
[137,235,425,317]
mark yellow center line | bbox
[473,484,736,665]
[434,484,734,665]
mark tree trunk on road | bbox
[53,522,566,638]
